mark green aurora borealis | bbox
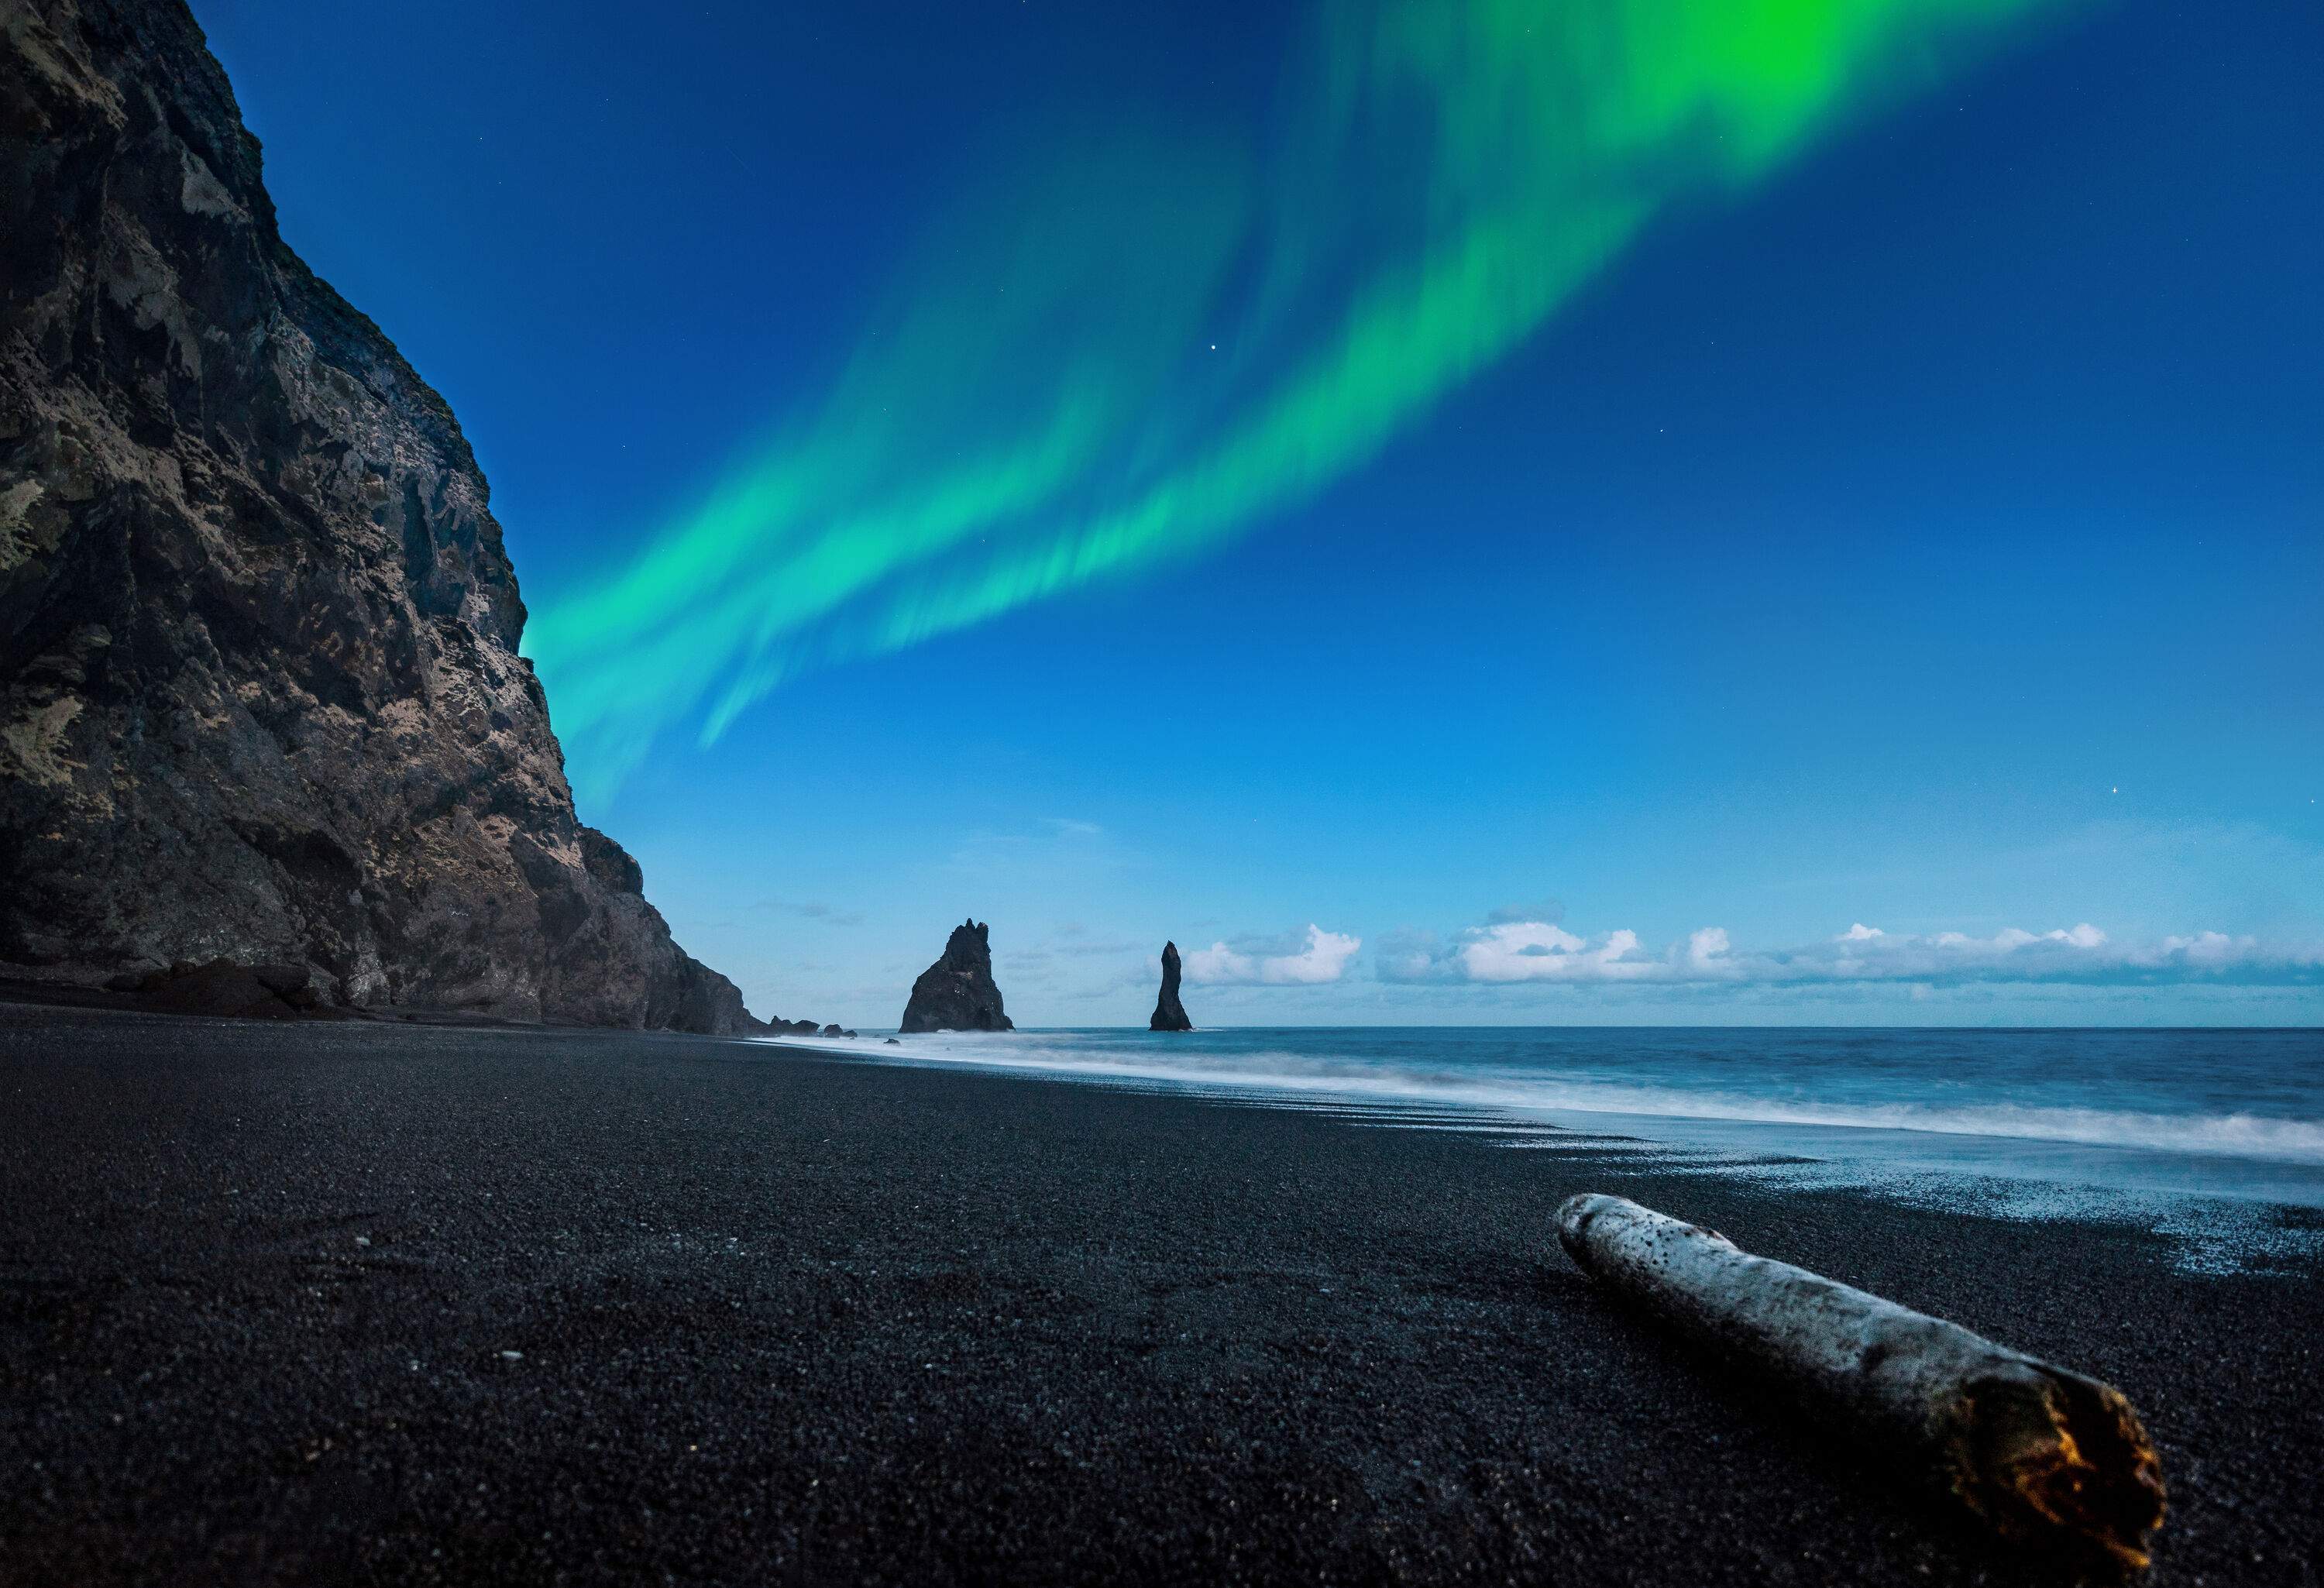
[525,0,2073,792]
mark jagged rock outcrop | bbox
[1150,940,1192,1031]
[899,919,1012,1033]
[0,0,756,1030]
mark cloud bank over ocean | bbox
[1126,913,2320,996]
[1375,917,2324,988]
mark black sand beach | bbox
[2,1004,2318,1586]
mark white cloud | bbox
[2159,930,2238,964]
[1686,926,1733,972]
[1186,924,1362,985]
[1373,928,1452,985]
[1376,914,2320,988]
[1457,921,1658,982]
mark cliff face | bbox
[899,920,1013,1034]
[0,0,755,1030]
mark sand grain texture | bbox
[2,1005,2318,1585]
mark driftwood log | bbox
[1556,1193,2166,1571]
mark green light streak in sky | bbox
[527,0,2071,795]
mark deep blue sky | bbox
[195,0,2322,1026]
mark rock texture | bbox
[899,920,1012,1033]
[1150,940,1192,1031]
[0,0,755,1030]
[110,957,325,1019]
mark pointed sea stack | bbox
[1150,941,1194,1031]
[899,919,1014,1033]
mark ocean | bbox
[761,1025,2324,1271]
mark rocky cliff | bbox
[0,0,756,1030]
[1149,940,1192,1031]
[899,920,1013,1033]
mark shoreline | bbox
[750,1028,2324,1254]
[4,1004,2319,1583]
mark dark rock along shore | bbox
[0,0,752,1030]
[899,919,1013,1033]
[1150,939,1193,1031]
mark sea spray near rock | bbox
[899,919,1013,1033]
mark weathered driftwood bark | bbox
[1556,1194,2166,1571]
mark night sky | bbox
[194,0,2321,1026]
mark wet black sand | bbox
[2,1004,2318,1586]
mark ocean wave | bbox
[755,1029,2324,1167]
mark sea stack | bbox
[899,919,1014,1033]
[1150,940,1194,1031]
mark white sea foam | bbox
[760,1029,2324,1167]
[754,1027,2324,1273]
